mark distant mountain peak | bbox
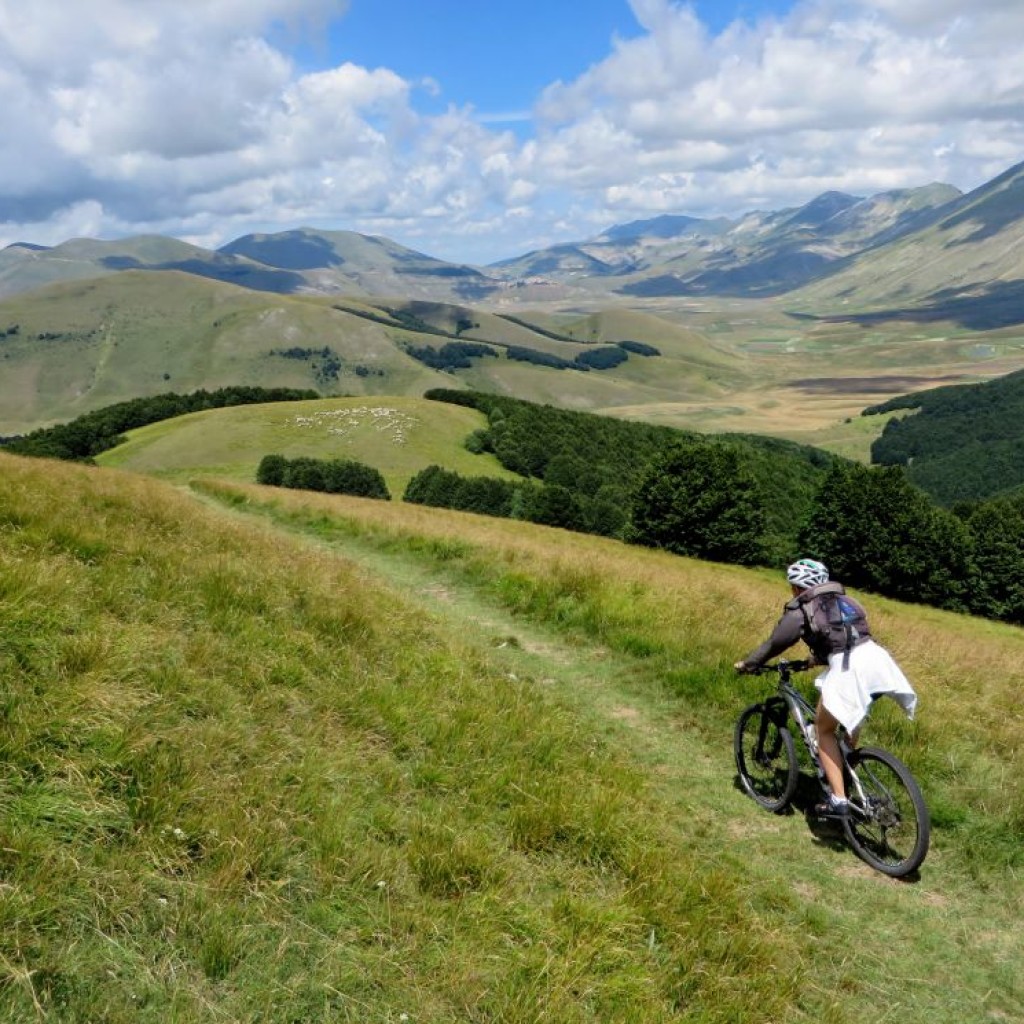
[781,191,863,229]
[599,214,722,242]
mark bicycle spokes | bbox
[843,749,929,877]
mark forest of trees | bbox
[405,341,498,371]
[426,388,836,564]
[866,367,1024,504]
[403,464,627,537]
[418,389,1024,626]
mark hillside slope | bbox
[0,452,1021,1020]
[788,160,1024,324]
[865,366,1024,502]
[95,394,517,494]
[0,275,747,436]
[0,272,452,433]
[487,184,962,298]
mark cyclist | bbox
[734,558,918,818]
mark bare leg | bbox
[816,702,846,800]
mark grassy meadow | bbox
[0,274,443,435]
[95,395,518,495]
[1,450,1021,1021]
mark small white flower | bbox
[376,880,387,889]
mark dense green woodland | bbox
[866,366,1024,503]
[416,390,1024,626]
[423,388,835,562]
[256,454,390,500]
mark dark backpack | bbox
[799,583,870,669]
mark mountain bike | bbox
[734,659,930,878]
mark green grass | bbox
[196,478,1024,1019]
[96,395,519,495]
[0,274,442,435]
[2,453,1023,1020]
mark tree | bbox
[321,459,390,500]
[517,484,584,531]
[256,454,288,486]
[628,441,768,565]
[958,495,1024,623]
[282,457,328,492]
[797,463,973,611]
[454,476,516,517]
[404,465,461,506]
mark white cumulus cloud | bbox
[0,0,1022,264]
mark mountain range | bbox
[3,158,1023,323]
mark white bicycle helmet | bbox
[786,558,828,588]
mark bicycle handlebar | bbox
[746,658,814,676]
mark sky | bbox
[1,0,1023,265]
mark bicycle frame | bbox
[758,661,867,806]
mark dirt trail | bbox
[190,487,1024,1023]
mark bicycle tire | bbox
[734,702,798,813]
[843,746,930,877]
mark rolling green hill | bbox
[0,273,448,434]
[90,387,838,563]
[96,394,517,495]
[6,248,1024,455]
[0,451,1020,1021]
[0,273,751,437]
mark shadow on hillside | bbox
[733,772,924,882]
[938,164,1024,244]
[100,256,307,293]
[805,279,1024,330]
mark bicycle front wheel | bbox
[734,703,798,813]
[843,746,930,877]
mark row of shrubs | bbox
[256,454,390,500]
[255,456,627,537]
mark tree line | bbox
[413,390,1024,626]
[1,387,319,461]
[427,388,836,564]
[256,454,390,500]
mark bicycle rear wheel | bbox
[843,746,930,877]
[734,703,798,812]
